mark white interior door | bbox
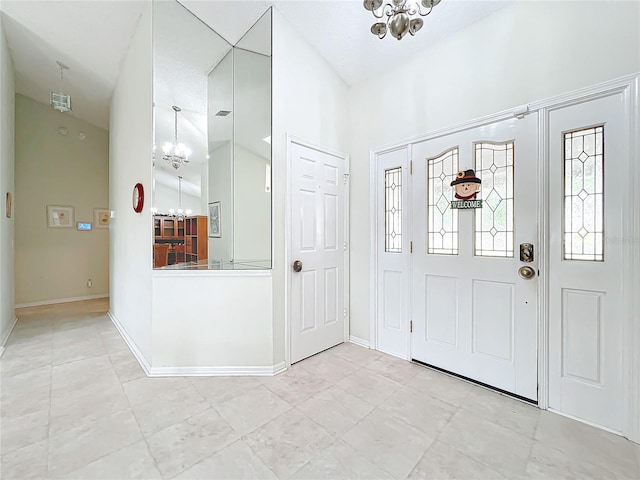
[411,114,539,401]
[375,148,410,358]
[548,93,629,432]
[290,141,346,363]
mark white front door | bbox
[411,114,539,401]
[547,93,629,432]
[375,148,410,358]
[290,141,347,363]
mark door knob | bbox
[518,266,536,280]
[293,260,303,272]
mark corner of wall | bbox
[0,17,16,346]
[109,1,154,363]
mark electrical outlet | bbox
[87,279,92,288]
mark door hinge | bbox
[343,173,350,184]
[409,161,413,175]
[410,241,413,254]
[410,320,413,333]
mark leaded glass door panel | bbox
[376,147,411,358]
[411,114,539,401]
[547,93,628,432]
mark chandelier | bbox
[364,0,441,40]
[50,61,72,113]
[163,105,191,170]
[168,176,192,221]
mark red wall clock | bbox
[132,183,144,213]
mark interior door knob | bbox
[518,266,536,279]
[293,260,303,272]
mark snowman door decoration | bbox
[450,169,482,209]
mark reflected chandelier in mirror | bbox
[152,1,272,271]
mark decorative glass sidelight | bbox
[384,167,402,253]
[563,126,604,261]
[427,147,459,255]
[474,141,515,257]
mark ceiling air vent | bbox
[215,110,231,117]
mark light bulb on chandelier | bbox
[364,0,441,41]
[163,105,191,170]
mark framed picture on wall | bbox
[209,201,221,238]
[94,208,110,229]
[47,205,74,228]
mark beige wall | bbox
[14,94,109,306]
[0,17,16,347]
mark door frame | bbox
[369,74,639,442]
[370,108,537,360]
[285,134,350,367]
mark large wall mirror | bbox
[152,1,272,270]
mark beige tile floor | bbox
[1,299,639,479]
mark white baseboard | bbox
[147,361,288,377]
[273,361,287,376]
[349,335,370,348]
[108,311,152,376]
[16,294,109,309]
[0,316,18,357]
[108,310,287,378]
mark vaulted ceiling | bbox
[0,0,510,130]
[0,0,511,194]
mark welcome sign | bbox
[451,199,483,209]
[450,169,482,210]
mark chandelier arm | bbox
[371,3,394,19]
[378,14,391,39]
[413,3,434,17]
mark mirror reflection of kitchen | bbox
[151,1,272,270]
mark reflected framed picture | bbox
[47,205,74,228]
[94,208,110,229]
[209,201,221,238]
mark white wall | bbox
[0,15,15,348]
[109,2,153,361]
[152,273,273,369]
[348,0,640,341]
[14,95,109,306]
[272,10,350,363]
[234,144,270,262]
